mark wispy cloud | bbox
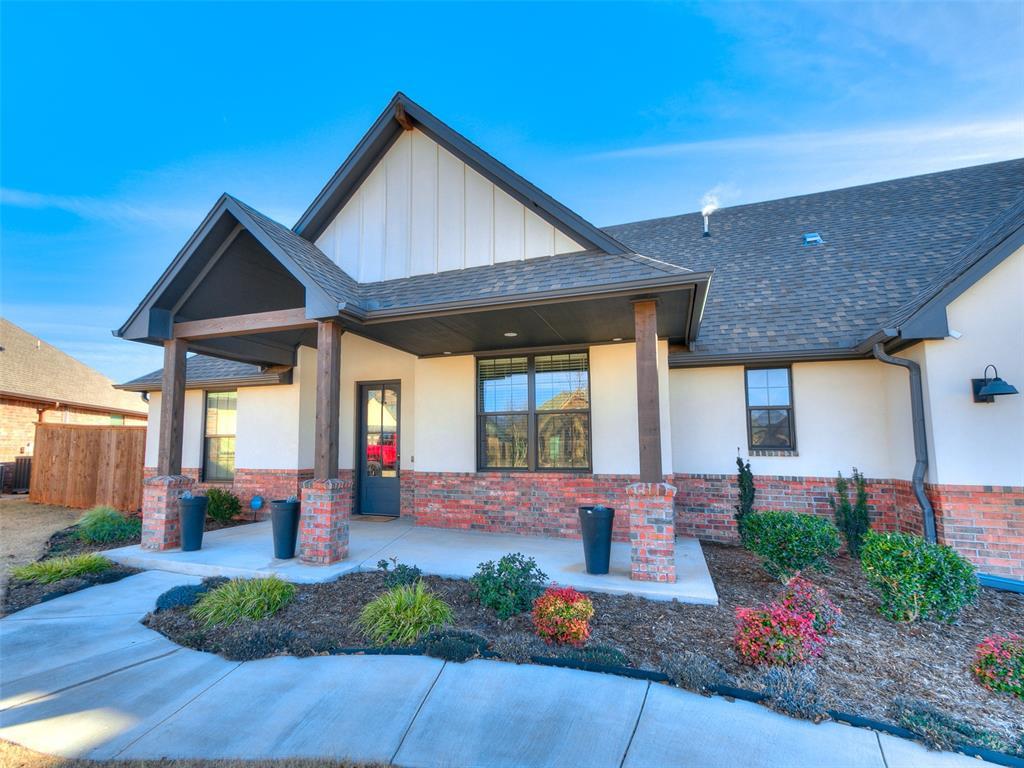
[0,187,205,229]
[590,117,1024,161]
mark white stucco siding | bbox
[235,380,303,470]
[913,245,1024,486]
[668,360,913,479]
[413,355,476,472]
[143,390,204,469]
[591,341,673,476]
[315,129,585,281]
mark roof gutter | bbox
[871,342,937,543]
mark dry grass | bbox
[0,740,388,768]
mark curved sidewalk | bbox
[0,573,991,768]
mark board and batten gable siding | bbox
[314,128,585,281]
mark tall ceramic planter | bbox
[180,494,208,552]
[271,498,301,559]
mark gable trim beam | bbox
[173,308,314,341]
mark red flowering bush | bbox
[781,577,842,638]
[532,586,595,646]
[972,634,1024,699]
[734,603,824,666]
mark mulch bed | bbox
[146,543,1023,746]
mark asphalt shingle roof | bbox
[118,355,270,391]
[602,159,1024,360]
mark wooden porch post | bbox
[314,319,342,480]
[633,299,663,483]
[157,338,188,476]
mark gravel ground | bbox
[0,497,82,605]
[146,542,1023,746]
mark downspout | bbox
[872,342,937,543]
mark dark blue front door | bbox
[358,383,400,516]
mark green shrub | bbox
[662,651,733,695]
[191,576,296,627]
[740,511,840,581]
[558,644,629,668]
[11,553,112,584]
[76,506,142,543]
[859,531,978,623]
[377,557,423,588]
[205,487,242,524]
[358,582,452,646]
[829,469,871,558]
[422,629,488,662]
[734,456,755,533]
[890,697,1013,753]
[761,666,828,721]
[472,552,548,619]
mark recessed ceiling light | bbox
[612,337,623,342]
[443,351,452,355]
[504,332,518,338]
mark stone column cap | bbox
[302,477,354,491]
[625,481,677,497]
[144,475,194,486]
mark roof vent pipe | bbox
[872,342,937,543]
[701,200,717,237]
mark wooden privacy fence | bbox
[29,423,147,511]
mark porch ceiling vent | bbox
[802,232,825,246]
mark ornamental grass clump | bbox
[740,511,840,581]
[972,634,1024,699]
[859,531,978,623]
[76,506,142,543]
[532,586,594,646]
[472,552,548,619]
[781,577,842,638]
[191,576,295,627]
[358,581,453,646]
[734,603,824,666]
[11,553,112,584]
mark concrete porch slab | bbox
[105,517,718,604]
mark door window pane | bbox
[365,387,399,478]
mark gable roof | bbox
[0,318,147,414]
[603,159,1024,365]
[293,92,631,256]
[116,354,291,392]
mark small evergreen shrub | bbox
[972,634,1024,699]
[734,456,755,534]
[558,645,629,667]
[217,624,296,661]
[531,586,594,646]
[761,666,828,721]
[76,506,142,543]
[890,697,1012,753]
[491,633,546,664]
[829,469,871,558]
[734,603,824,666]
[661,651,732,695]
[472,552,548,619]
[358,581,452,646]
[191,576,296,627]
[740,511,840,581]
[377,557,423,588]
[780,577,842,638]
[11,553,112,584]
[205,487,242,524]
[422,629,488,662]
[859,531,978,623]
[155,583,211,611]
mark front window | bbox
[745,368,794,450]
[203,391,237,481]
[477,353,590,471]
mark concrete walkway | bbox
[0,573,994,768]
[105,517,718,604]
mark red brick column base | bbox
[299,478,353,565]
[141,475,194,551]
[627,482,677,582]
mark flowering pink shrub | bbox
[972,634,1023,699]
[532,586,594,646]
[781,577,842,638]
[734,603,824,666]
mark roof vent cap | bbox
[802,232,825,246]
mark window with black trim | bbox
[203,391,237,481]
[477,353,590,471]
[745,368,795,450]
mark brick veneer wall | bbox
[929,485,1024,579]
[144,467,317,520]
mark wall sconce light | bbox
[972,365,1019,403]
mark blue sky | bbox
[2,1,1022,382]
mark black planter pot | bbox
[271,499,301,559]
[180,496,208,552]
[578,505,615,575]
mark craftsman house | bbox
[117,93,1024,586]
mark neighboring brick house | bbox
[115,93,1023,585]
[0,318,148,487]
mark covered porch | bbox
[105,516,717,603]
